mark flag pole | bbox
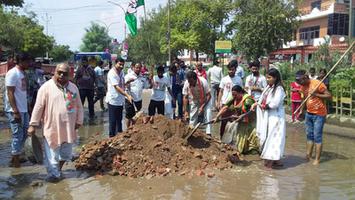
[168,0,171,66]
[143,4,152,53]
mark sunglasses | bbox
[57,70,69,76]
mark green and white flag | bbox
[125,13,137,36]
[136,0,144,7]
[128,0,144,11]
[125,0,144,37]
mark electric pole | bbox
[349,0,353,39]
[168,0,171,66]
[44,13,51,59]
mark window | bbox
[311,1,321,10]
[299,26,320,40]
[328,13,349,35]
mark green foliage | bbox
[80,22,112,52]
[0,0,23,7]
[0,8,53,57]
[231,0,299,60]
[331,67,355,87]
[276,62,308,81]
[50,44,73,62]
[160,0,233,58]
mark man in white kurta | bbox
[183,71,211,135]
[28,63,84,182]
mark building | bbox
[270,0,354,63]
[177,49,212,66]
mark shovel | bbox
[24,134,43,164]
[184,111,251,141]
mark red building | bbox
[270,0,354,63]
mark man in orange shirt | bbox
[296,70,332,165]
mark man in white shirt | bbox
[207,60,223,111]
[236,65,245,80]
[94,60,106,111]
[148,65,174,123]
[4,52,32,167]
[244,61,267,101]
[125,63,149,127]
[218,60,243,108]
[106,58,133,137]
[217,60,243,137]
[309,67,318,80]
[183,71,212,135]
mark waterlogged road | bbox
[0,90,354,200]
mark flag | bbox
[125,0,144,36]
[128,0,144,10]
[137,0,144,7]
[125,13,137,36]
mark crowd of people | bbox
[3,52,332,182]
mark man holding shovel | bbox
[28,63,84,183]
[183,71,211,135]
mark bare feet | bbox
[9,155,20,168]
[272,160,284,167]
[264,160,273,169]
[305,154,312,162]
[312,159,320,165]
[237,152,245,161]
[149,118,154,124]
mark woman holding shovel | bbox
[251,68,286,169]
[213,85,259,158]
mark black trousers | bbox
[108,104,123,137]
[79,89,95,118]
[148,100,164,116]
[125,100,142,119]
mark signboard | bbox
[215,40,232,53]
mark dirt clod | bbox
[75,115,237,178]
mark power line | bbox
[31,4,112,13]
[50,15,123,27]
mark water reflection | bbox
[253,175,280,200]
[0,111,355,199]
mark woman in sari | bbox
[213,85,259,158]
[251,68,286,169]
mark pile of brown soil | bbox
[75,115,239,178]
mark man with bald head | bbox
[28,63,84,183]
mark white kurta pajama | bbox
[256,85,286,161]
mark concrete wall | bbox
[296,16,329,41]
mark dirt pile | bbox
[75,115,239,178]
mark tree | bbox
[80,22,112,52]
[231,0,299,60]
[50,44,73,62]
[159,0,233,60]
[0,8,54,57]
[0,0,23,7]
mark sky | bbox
[23,0,168,51]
